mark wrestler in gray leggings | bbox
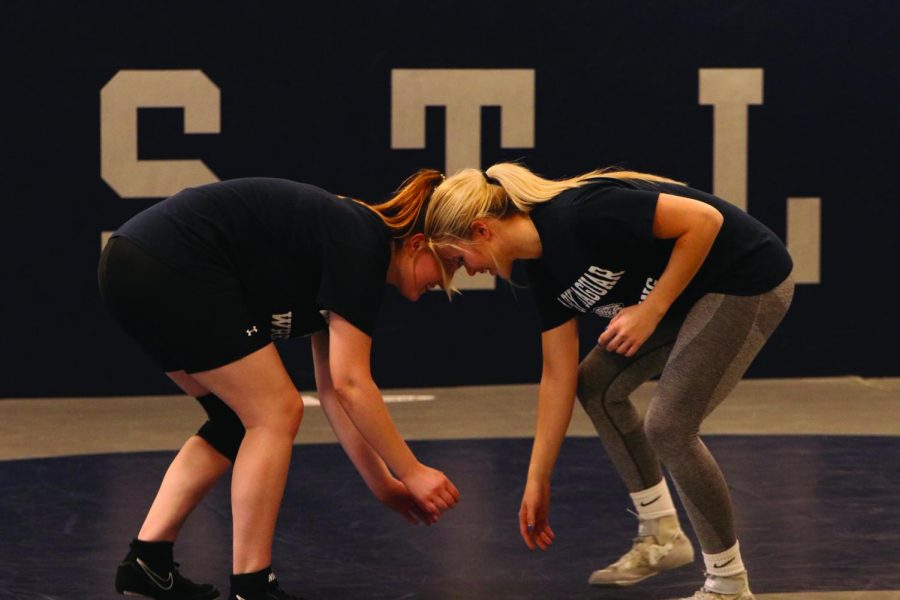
[577,276,794,552]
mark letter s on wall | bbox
[100,69,220,198]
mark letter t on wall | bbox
[391,69,535,176]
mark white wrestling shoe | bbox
[588,514,695,587]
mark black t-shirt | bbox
[114,178,391,337]
[525,178,793,331]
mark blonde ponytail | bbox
[486,163,681,211]
[425,162,681,244]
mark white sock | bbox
[703,540,746,578]
[630,478,677,520]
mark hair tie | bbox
[483,171,501,186]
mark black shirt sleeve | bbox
[316,240,388,337]
[572,185,659,246]
[525,260,579,332]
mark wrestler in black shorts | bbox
[99,174,460,600]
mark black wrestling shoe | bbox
[228,571,306,600]
[115,556,220,599]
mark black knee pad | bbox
[195,393,245,462]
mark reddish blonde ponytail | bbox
[360,169,444,240]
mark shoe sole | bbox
[118,589,220,600]
[589,571,658,587]
[588,553,695,587]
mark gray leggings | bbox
[577,276,794,553]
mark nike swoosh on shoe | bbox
[136,557,174,591]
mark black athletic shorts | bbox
[98,237,272,373]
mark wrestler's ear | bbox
[470,219,492,241]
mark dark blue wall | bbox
[2,1,897,397]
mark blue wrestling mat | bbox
[1,436,898,599]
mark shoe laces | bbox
[170,562,199,586]
[608,537,656,569]
[610,538,652,569]
[611,530,682,570]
